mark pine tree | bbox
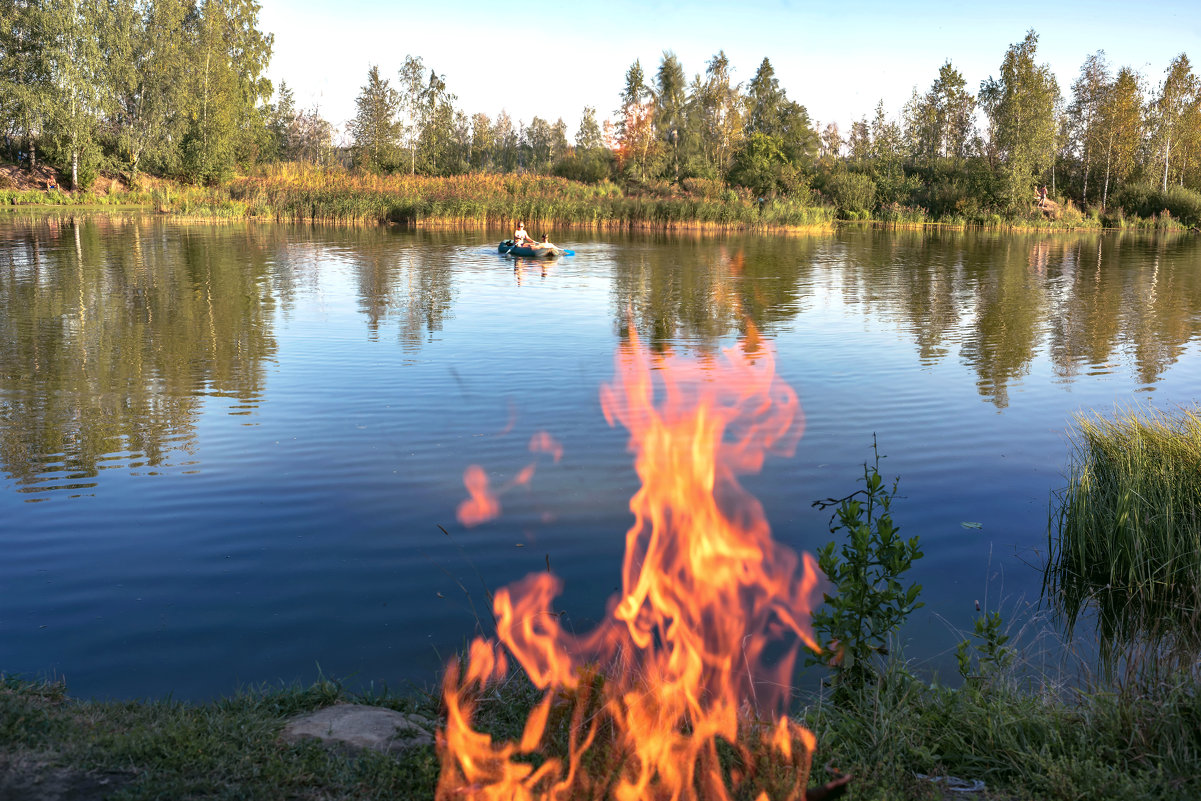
[351,65,401,172]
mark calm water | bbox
[3,213,1200,699]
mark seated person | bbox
[536,234,556,249]
[514,221,534,246]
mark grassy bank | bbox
[9,163,1195,234]
[215,167,837,231]
[1047,406,1201,661]
[4,657,1198,801]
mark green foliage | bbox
[808,441,923,694]
[825,170,878,217]
[552,150,614,183]
[1112,182,1201,227]
[351,65,402,172]
[727,131,804,197]
[1047,406,1201,663]
[955,610,1015,679]
[804,657,1201,801]
[979,30,1061,212]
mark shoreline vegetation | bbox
[2,660,1199,801]
[3,163,1199,235]
[4,8,1201,240]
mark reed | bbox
[1046,406,1201,660]
[214,165,837,230]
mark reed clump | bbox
[215,164,836,230]
[1047,406,1201,659]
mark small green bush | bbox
[826,171,877,218]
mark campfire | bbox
[439,327,841,800]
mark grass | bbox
[210,165,837,230]
[803,654,1201,801]
[1046,406,1201,663]
[0,673,442,800]
[5,649,1199,801]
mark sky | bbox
[258,0,1201,142]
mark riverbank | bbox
[5,163,1195,234]
[4,655,1197,801]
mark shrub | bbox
[826,171,877,218]
[808,440,923,698]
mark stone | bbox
[280,703,435,755]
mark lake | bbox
[3,212,1200,699]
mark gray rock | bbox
[280,703,435,755]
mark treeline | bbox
[4,6,1200,227]
[346,31,1201,225]
[0,0,282,188]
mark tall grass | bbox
[1046,406,1201,661]
[212,164,836,230]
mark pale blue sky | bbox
[258,0,1201,141]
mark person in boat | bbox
[536,234,557,250]
[514,221,535,247]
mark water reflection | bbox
[0,214,278,495]
[610,235,819,351]
[345,226,456,351]
[3,219,1200,496]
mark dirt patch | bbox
[0,754,132,801]
[0,163,128,195]
[0,162,63,192]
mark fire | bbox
[438,327,823,800]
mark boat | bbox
[498,240,568,258]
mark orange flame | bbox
[439,326,822,800]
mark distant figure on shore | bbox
[514,221,534,246]
[1039,184,1047,204]
[46,176,57,191]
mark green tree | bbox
[179,0,273,183]
[44,0,107,189]
[1096,66,1144,208]
[469,112,493,171]
[521,116,555,172]
[291,106,333,165]
[935,61,976,159]
[695,51,744,178]
[847,117,871,164]
[106,0,190,181]
[491,110,518,172]
[414,64,457,174]
[1151,54,1197,190]
[979,30,1061,211]
[575,106,604,152]
[654,51,686,182]
[615,59,663,181]
[397,54,425,174]
[822,122,843,160]
[0,0,52,169]
[350,64,401,172]
[615,59,647,138]
[267,79,296,161]
[736,56,817,192]
[1067,52,1110,204]
[903,85,938,162]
